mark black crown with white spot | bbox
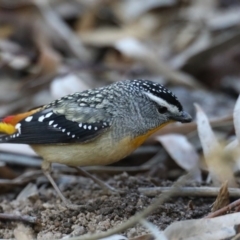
[128,79,183,111]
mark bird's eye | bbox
[157,106,168,114]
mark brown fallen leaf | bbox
[211,181,230,213]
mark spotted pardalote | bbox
[0,79,192,208]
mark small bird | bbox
[0,79,191,208]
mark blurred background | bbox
[0,0,239,199]
[0,0,239,118]
[0,0,240,195]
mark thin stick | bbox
[205,198,240,218]
[138,186,240,198]
[0,213,37,224]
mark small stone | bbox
[127,228,137,238]
[71,226,86,236]
[54,221,60,227]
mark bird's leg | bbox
[74,167,121,194]
[42,161,85,210]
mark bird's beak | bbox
[171,111,192,123]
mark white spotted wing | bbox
[0,108,111,144]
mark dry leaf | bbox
[211,181,230,212]
[164,212,240,240]
[195,103,237,187]
[194,103,220,156]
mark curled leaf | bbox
[195,103,237,187]
[194,103,220,156]
[211,181,230,212]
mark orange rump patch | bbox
[0,108,41,134]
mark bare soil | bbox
[0,172,213,239]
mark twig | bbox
[57,172,192,240]
[205,198,240,218]
[0,213,38,224]
[138,186,240,197]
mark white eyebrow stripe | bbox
[144,92,179,114]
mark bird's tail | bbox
[0,122,16,134]
[0,115,20,142]
[0,110,40,142]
